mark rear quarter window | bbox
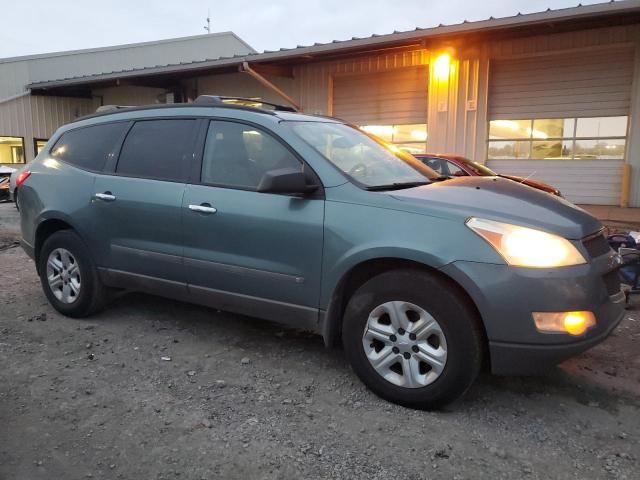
[50,122,128,172]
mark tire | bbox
[342,269,484,410]
[38,230,107,317]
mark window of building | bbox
[488,116,628,160]
[34,138,49,156]
[202,121,302,188]
[116,120,196,182]
[0,136,25,164]
[360,124,427,154]
[51,123,128,172]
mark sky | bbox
[0,0,614,58]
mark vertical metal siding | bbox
[486,159,624,205]
[332,67,428,125]
[488,48,635,119]
[0,95,96,162]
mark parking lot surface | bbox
[0,203,639,479]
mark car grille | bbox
[582,232,611,259]
[603,270,622,296]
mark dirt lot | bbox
[1,203,639,480]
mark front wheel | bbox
[342,269,484,409]
[38,230,107,317]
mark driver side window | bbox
[201,121,302,188]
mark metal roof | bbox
[0,32,255,65]
[28,0,640,90]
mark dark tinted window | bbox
[116,120,196,182]
[202,121,301,188]
[51,123,127,172]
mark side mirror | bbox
[257,168,318,195]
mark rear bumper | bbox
[440,254,625,375]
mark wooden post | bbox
[621,164,632,208]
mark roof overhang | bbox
[28,0,640,93]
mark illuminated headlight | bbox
[466,218,586,268]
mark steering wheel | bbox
[348,163,368,177]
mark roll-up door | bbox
[487,49,634,205]
[332,67,428,153]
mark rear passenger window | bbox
[50,122,128,172]
[116,120,196,182]
[201,121,301,188]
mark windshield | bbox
[286,121,439,189]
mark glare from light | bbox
[492,120,521,131]
[434,53,451,81]
[527,127,549,140]
[563,313,591,336]
[410,129,428,141]
[42,158,60,169]
[386,144,402,154]
[361,125,396,137]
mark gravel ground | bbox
[1,203,639,479]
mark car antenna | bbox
[521,171,537,183]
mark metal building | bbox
[0,32,254,163]
[3,1,640,206]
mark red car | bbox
[414,154,562,197]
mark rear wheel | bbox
[38,230,107,317]
[342,269,484,409]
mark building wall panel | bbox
[487,159,624,205]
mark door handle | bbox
[94,192,116,202]
[188,204,217,214]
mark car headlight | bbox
[466,218,586,268]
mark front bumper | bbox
[440,252,625,375]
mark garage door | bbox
[332,67,428,153]
[486,49,634,205]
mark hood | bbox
[389,176,600,239]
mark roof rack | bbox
[193,95,298,112]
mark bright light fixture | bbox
[434,53,451,81]
[466,218,586,268]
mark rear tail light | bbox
[16,170,30,187]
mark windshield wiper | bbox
[365,181,430,191]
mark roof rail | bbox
[95,105,134,113]
[193,95,298,112]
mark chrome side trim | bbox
[184,257,304,284]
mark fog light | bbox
[532,311,596,336]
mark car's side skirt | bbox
[99,268,320,332]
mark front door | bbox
[92,118,198,285]
[182,120,325,326]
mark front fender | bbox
[320,199,503,307]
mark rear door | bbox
[182,120,325,325]
[92,118,198,286]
